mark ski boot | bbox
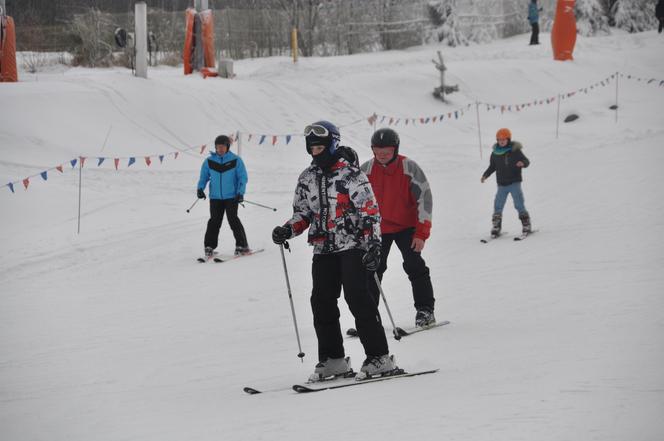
[357,354,401,380]
[308,357,353,383]
[234,246,251,256]
[491,213,502,237]
[415,309,436,328]
[519,212,532,234]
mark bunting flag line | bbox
[4,71,661,195]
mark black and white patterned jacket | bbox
[284,158,382,254]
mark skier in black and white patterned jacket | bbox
[272,120,399,381]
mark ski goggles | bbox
[304,124,329,137]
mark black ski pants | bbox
[368,227,435,314]
[530,22,540,45]
[204,199,248,250]
[311,249,389,362]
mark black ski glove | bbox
[362,244,381,272]
[235,194,244,203]
[197,189,206,200]
[272,225,292,245]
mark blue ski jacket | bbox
[197,151,248,200]
[528,3,540,24]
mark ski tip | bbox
[292,384,315,393]
[345,328,358,337]
[243,387,262,395]
[196,257,206,263]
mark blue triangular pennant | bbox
[259,135,266,145]
[128,157,136,167]
[286,135,292,145]
[40,171,48,181]
[70,159,78,168]
[7,182,15,193]
[97,157,105,167]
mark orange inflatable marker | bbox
[1,15,19,82]
[183,8,196,75]
[551,0,576,61]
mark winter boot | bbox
[204,247,214,258]
[359,354,399,379]
[234,246,250,256]
[415,310,436,328]
[519,212,532,234]
[491,213,502,237]
[308,357,352,382]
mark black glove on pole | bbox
[361,244,381,271]
[197,189,206,199]
[272,225,291,245]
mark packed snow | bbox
[1,30,663,441]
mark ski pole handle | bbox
[244,199,277,211]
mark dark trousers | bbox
[204,199,248,249]
[659,18,663,33]
[530,22,540,45]
[311,249,389,362]
[368,228,435,313]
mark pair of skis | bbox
[244,368,439,395]
[196,248,264,263]
[346,320,451,339]
[480,229,538,243]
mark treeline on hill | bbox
[5,0,658,67]
[8,0,431,64]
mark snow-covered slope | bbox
[1,31,663,441]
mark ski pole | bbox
[279,243,306,361]
[243,199,277,211]
[373,273,402,341]
[186,198,200,213]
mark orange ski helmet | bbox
[496,128,512,140]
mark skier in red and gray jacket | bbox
[361,128,436,328]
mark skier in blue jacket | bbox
[528,0,541,45]
[197,135,249,257]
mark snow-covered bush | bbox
[612,0,658,32]
[576,0,611,35]
[428,0,468,46]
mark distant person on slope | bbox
[481,128,532,237]
[360,128,436,329]
[271,120,399,381]
[528,0,542,45]
[197,135,250,258]
[657,0,664,33]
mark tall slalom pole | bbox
[614,71,619,124]
[279,243,306,361]
[475,101,483,159]
[556,94,561,139]
[77,156,83,234]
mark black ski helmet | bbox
[371,128,400,158]
[214,135,231,148]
